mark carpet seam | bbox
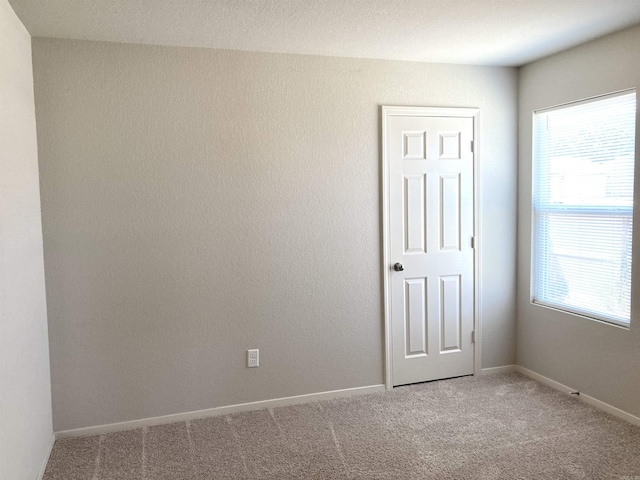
[226,415,251,477]
[141,426,147,480]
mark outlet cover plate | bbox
[247,349,259,368]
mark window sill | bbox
[530,300,630,330]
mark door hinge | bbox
[470,140,474,153]
[471,236,476,249]
[471,330,476,344]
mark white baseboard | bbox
[515,366,575,394]
[55,384,385,439]
[578,392,640,427]
[516,366,640,427]
[53,367,640,440]
[36,433,55,480]
[480,365,517,376]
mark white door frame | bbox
[381,105,482,390]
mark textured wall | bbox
[32,38,518,432]
[0,0,53,477]
[518,25,640,417]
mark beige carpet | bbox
[43,373,640,479]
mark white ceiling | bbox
[9,0,640,66]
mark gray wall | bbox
[518,25,640,417]
[0,0,53,477]
[32,38,518,432]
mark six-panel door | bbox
[388,114,475,386]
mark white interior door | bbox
[384,107,477,387]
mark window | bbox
[532,90,636,327]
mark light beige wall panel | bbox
[518,25,640,417]
[0,0,53,477]
[32,38,517,431]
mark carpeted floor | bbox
[43,373,640,479]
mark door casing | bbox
[381,105,482,390]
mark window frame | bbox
[530,89,637,329]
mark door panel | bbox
[440,274,461,352]
[405,277,428,356]
[440,173,461,251]
[404,175,427,254]
[388,113,475,386]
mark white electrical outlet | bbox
[247,349,259,368]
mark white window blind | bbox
[532,90,636,326]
